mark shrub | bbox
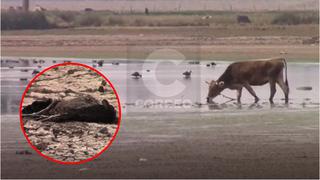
[1,11,52,30]
[56,11,77,23]
[133,18,147,26]
[272,13,301,25]
[300,14,319,24]
[272,12,319,25]
[75,14,103,26]
[107,16,125,26]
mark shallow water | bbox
[1,57,319,115]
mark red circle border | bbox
[19,62,122,165]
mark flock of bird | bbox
[3,59,217,81]
[130,61,216,79]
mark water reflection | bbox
[1,58,319,115]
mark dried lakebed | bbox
[21,65,119,162]
[23,120,117,162]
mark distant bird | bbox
[20,69,29,72]
[32,70,40,75]
[189,61,200,65]
[9,66,14,69]
[20,78,28,81]
[97,60,104,67]
[206,62,216,67]
[112,62,119,65]
[131,72,142,78]
[201,15,212,20]
[52,60,57,63]
[183,70,192,78]
[146,69,150,72]
[16,150,32,155]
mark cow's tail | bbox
[282,58,289,87]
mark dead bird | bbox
[20,69,29,72]
[22,95,117,124]
[183,70,192,78]
[131,72,142,78]
[97,60,104,67]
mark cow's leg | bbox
[277,78,289,104]
[269,80,276,104]
[244,83,259,103]
[237,87,243,104]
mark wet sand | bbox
[1,108,319,178]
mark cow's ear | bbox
[102,99,110,108]
[218,81,224,87]
[205,81,210,85]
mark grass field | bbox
[2,24,318,37]
[2,10,318,29]
[2,25,319,62]
[1,10,319,62]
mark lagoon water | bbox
[1,57,319,179]
[1,57,319,115]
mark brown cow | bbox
[206,58,289,104]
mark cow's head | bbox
[206,80,225,103]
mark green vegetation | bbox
[1,10,319,30]
[1,11,53,30]
[272,12,319,25]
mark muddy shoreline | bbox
[2,108,319,178]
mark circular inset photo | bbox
[19,62,121,164]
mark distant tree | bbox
[1,11,51,30]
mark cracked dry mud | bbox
[22,65,119,162]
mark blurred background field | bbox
[1,0,319,61]
[1,0,318,12]
[1,9,319,29]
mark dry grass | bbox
[2,44,318,62]
[2,24,318,37]
[2,24,318,62]
[1,10,318,30]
